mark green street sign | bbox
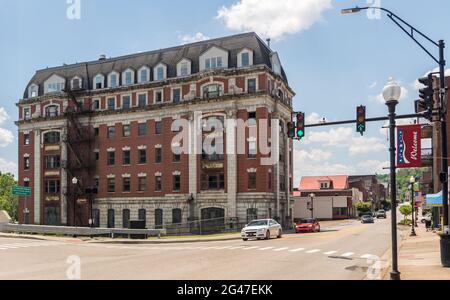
[12,186,31,196]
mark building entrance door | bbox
[44,207,60,225]
[201,208,225,234]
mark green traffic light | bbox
[297,130,304,138]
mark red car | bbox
[294,218,321,233]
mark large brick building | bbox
[16,33,295,231]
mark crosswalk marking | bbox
[341,252,355,257]
[243,246,259,250]
[324,251,338,255]
[273,247,289,252]
[229,246,245,250]
[306,249,321,254]
[258,247,274,251]
[289,248,305,252]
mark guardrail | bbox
[1,224,166,239]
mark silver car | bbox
[241,219,283,241]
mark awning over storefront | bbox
[426,191,443,208]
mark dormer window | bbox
[154,63,167,81]
[47,82,64,93]
[320,181,331,189]
[157,67,164,80]
[108,73,118,88]
[29,84,39,98]
[205,57,223,70]
[94,74,104,89]
[122,69,134,86]
[242,52,250,67]
[138,67,150,83]
[71,77,82,90]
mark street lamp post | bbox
[72,177,78,227]
[410,176,417,237]
[341,4,449,268]
[383,78,402,281]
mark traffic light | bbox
[356,105,366,136]
[296,112,305,139]
[417,74,434,121]
[287,122,296,139]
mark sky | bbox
[0,0,449,186]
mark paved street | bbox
[0,217,409,280]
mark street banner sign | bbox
[12,186,31,196]
[397,125,422,169]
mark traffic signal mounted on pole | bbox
[296,112,305,139]
[417,74,434,121]
[356,105,366,136]
[287,121,296,139]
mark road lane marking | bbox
[289,248,305,252]
[306,249,321,254]
[258,247,274,251]
[324,251,338,255]
[273,247,289,252]
[228,246,246,250]
[341,252,355,257]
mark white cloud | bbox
[0,107,9,124]
[178,32,210,44]
[306,127,353,146]
[304,126,387,156]
[216,0,332,40]
[306,112,328,125]
[0,158,17,178]
[293,148,355,181]
[369,81,377,89]
[348,137,386,155]
[357,160,390,175]
[0,128,13,148]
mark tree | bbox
[399,203,413,221]
[356,201,372,212]
[0,172,18,221]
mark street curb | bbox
[88,235,242,245]
[0,232,86,243]
[378,226,411,280]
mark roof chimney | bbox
[99,54,106,61]
[266,38,271,49]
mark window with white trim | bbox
[94,75,104,89]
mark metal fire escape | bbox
[62,66,97,227]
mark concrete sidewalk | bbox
[388,225,450,280]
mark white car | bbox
[241,219,282,241]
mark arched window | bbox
[45,105,59,118]
[94,74,104,89]
[203,84,223,99]
[29,84,39,98]
[43,131,61,144]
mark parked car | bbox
[361,215,375,224]
[294,218,321,233]
[376,210,387,219]
[241,219,282,241]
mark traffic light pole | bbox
[304,113,427,128]
[438,40,449,229]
